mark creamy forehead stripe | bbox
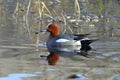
[56,39,70,42]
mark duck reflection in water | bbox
[40,41,95,66]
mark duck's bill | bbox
[40,55,47,60]
[40,29,47,32]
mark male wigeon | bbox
[41,23,96,65]
[41,23,95,51]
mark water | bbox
[0,0,120,80]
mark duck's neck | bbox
[50,31,59,37]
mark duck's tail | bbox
[80,39,96,51]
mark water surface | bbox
[0,0,120,80]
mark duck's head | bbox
[47,23,60,37]
[41,23,60,37]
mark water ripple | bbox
[0,72,42,80]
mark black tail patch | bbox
[80,40,96,51]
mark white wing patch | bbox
[56,38,81,46]
[74,41,81,45]
[56,39,70,42]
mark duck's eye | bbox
[49,26,53,29]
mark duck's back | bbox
[46,34,86,47]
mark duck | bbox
[40,23,96,66]
[41,23,95,51]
